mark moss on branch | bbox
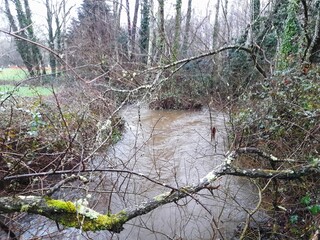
[0,148,318,233]
[0,196,128,232]
[43,198,128,232]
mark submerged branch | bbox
[0,148,317,232]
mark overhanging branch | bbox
[0,148,317,232]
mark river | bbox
[15,105,261,240]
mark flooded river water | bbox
[17,105,261,239]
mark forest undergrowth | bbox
[230,66,320,239]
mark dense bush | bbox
[231,67,320,238]
[0,87,122,194]
[232,68,320,158]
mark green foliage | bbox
[308,205,320,215]
[111,128,122,144]
[233,69,320,156]
[251,0,261,36]
[289,214,298,224]
[278,0,301,69]
[301,194,311,206]
[260,32,278,59]
[300,194,320,215]
[78,0,111,22]
[232,67,320,238]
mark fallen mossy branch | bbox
[0,147,319,232]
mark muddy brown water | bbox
[15,105,263,240]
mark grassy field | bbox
[0,67,29,81]
[0,84,53,97]
[0,67,54,97]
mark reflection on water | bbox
[15,105,261,240]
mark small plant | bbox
[301,194,320,215]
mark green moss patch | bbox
[45,198,127,232]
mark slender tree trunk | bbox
[157,0,165,62]
[113,0,123,63]
[172,0,182,60]
[212,0,220,49]
[277,0,300,69]
[140,0,150,63]
[181,0,192,57]
[221,0,230,42]
[147,0,155,66]
[131,0,140,60]
[308,0,320,63]
[55,13,62,75]
[46,0,56,76]
[126,0,132,58]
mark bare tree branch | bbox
[0,148,318,233]
[154,45,267,78]
[0,28,85,82]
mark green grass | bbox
[0,68,29,81]
[0,85,53,97]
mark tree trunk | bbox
[46,0,56,76]
[126,0,132,59]
[4,0,34,75]
[113,0,123,63]
[4,0,45,76]
[172,0,182,60]
[130,0,140,60]
[221,0,230,42]
[140,0,150,63]
[181,0,192,56]
[24,0,46,75]
[147,0,155,66]
[212,0,220,49]
[308,0,320,63]
[277,0,300,69]
[157,0,165,62]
